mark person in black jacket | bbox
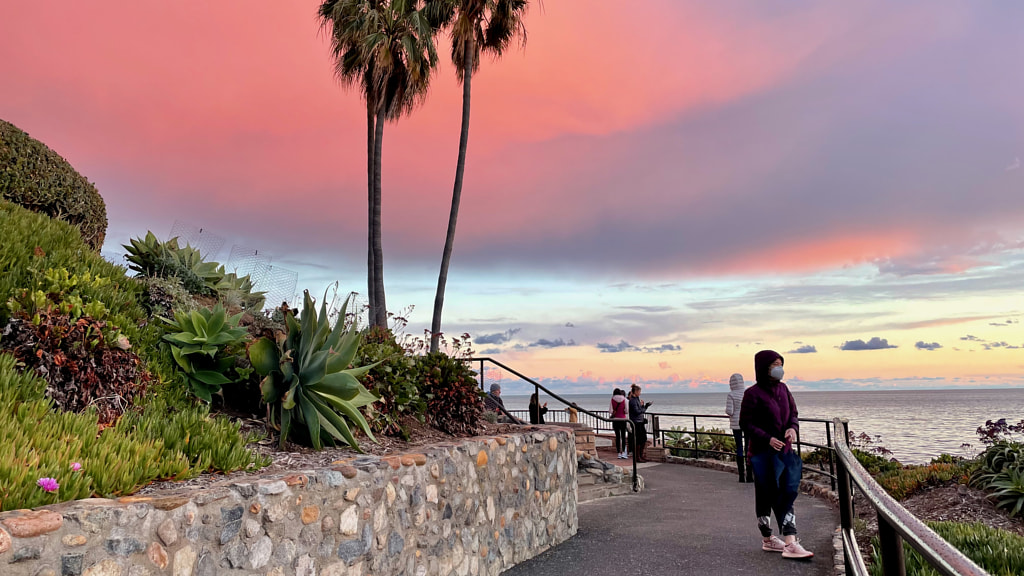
[529,393,548,424]
[628,384,651,462]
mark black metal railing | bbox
[833,417,988,576]
[647,412,840,489]
[468,357,640,492]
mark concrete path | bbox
[503,463,837,576]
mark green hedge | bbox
[0,120,107,250]
[871,521,1024,576]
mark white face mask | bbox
[770,365,785,381]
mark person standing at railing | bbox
[726,373,754,483]
[529,392,548,424]
[628,384,651,462]
[484,383,522,424]
[610,388,629,459]
[739,350,814,560]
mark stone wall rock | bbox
[0,428,578,576]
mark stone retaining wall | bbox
[0,428,578,576]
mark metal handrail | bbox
[651,412,839,489]
[833,417,989,576]
[468,357,640,492]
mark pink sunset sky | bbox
[2,1,1023,393]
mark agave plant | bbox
[249,290,379,450]
[123,232,221,295]
[214,269,266,310]
[162,304,250,402]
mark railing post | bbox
[836,455,854,531]
[479,359,485,391]
[796,427,803,478]
[825,422,836,491]
[877,514,906,576]
[693,416,700,459]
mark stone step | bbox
[578,482,636,503]
[577,474,597,486]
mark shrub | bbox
[0,120,107,250]
[161,304,251,404]
[416,353,482,436]
[0,353,267,511]
[972,441,1024,517]
[124,231,264,309]
[249,291,378,450]
[0,311,148,424]
[875,463,970,500]
[356,326,425,439]
[665,425,735,459]
[0,202,170,383]
[870,521,1024,576]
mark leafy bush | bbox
[250,291,378,450]
[0,310,148,424]
[875,463,970,500]
[0,353,267,511]
[0,120,107,250]
[665,425,735,459]
[0,202,171,383]
[124,231,264,308]
[853,449,902,476]
[162,304,251,404]
[356,326,425,439]
[416,353,482,436]
[972,441,1024,517]
[870,521,1024,576]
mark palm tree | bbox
[320,0,439,328]
[427,0,528,353]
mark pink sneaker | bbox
[782,540,814,559]
[762,536,785,552]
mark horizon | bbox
[2,1,1023,393]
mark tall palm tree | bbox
[427,0,528,352]
[320,0,439,328]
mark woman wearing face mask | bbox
[739,350,814,560]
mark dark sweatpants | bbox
[750,449,802,537]
[613,421,628,453]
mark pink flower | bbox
[70,462,82,472]
[37,477,59,492]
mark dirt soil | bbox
[137,415,522,495]
[852,482,1024,565]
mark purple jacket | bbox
[739,350,799,455]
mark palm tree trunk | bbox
[366,100,376,321]
[429,40,474,354]
[372,102,388,329]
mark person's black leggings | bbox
[631,421,647,455]
[613,421,628,452]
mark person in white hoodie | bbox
[726,373,753,482]
[610,388,629,459]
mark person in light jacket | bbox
[725,373,753,483]
[740,350,813,560]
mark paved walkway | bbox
[504,463,837,576]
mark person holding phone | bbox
[628,384,651,462]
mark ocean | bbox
[501,388,1024,464]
